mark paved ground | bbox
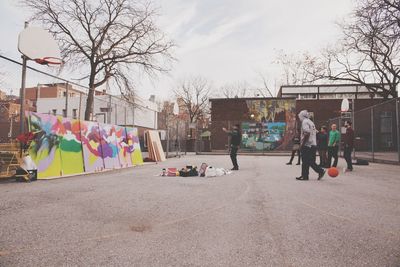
[0,155,399,267]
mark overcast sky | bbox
[0,0,354,99]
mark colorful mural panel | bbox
[241,122,286,151]
[245,99,297,150]
[80,121,104,172]
[28,112,62,179]
[98,123,121,169]
[27,112,143,178]
[59,117,84,175]
[125,127,143,165]
[115,125,130,168]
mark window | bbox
[72,109,77,119]
[63,92,66,97]
[62,109,66,117]
[52,109,57,115]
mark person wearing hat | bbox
[297,110,326,181]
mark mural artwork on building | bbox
[243,99,296,151]
[27,112,143,179]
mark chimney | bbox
[149,95,155,102]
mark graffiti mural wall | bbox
[125,127,144,165]
[27,112,143,179]
[28,113,63,178]
[244,99,297,151]
[80,121,104,172]
[59,117,85,175]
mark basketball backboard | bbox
[341,98,349,112]
[18,27,61,64]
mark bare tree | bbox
[22,0,174,120]
[308,0,400,98]
[273,49,318,86]
[256,72,275,97]
[174,77,211,135]
[219,81,249,98]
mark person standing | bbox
[343,121,355,171]
[222,124,242,170]
[328,124,340,168]
[296,110,325,181]
[286,133,301,165]
[317,126,328,167]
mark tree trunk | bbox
[85,71,96,121]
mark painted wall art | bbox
[244,99,297,151]
[80,121,104,172]
[125,127,143,165]
[98,123,121,169]
[27,112,143,179]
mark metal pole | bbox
[65,82,69,117]
[396,99,400,163]
[124,106,127,126]
[19,21,29,135]
[166,127,170,158]
[115,103,117,125]
[78,92,82,120]
[108,95,112,124]
[176,119,179,157]
[371,107,374,161]
[166,112,169,158]
[352,99,356,159]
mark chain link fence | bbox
[327,98,400,164]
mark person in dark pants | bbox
[343,120,354,171]
[328,124,340,167]
[286,133,301,165]
[296,110,325,181]
[317,126,328,167]
[222,124,242,170]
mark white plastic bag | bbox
[205,166,217,177]
[215,168,226,176]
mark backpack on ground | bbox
[199,163,208,177]
[355,159,369,165]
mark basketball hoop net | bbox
[34,57,63,66]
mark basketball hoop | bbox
[34,57,63,66]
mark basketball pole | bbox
[19,21,29,135]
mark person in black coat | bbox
[286,133,301,165]
[317,126,328,167]
[222,124,242,170]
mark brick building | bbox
[210,84,396,152]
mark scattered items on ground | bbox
[158,163,231,177]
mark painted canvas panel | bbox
[98,123,120,169]
[245,99,296,150]
[80,121,104,172]
[58,117,84,175]
[115,125,130,168]
[125,127,143,165]
[241,122,286,151]
[27,112,62,179]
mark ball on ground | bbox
[328,167,339,178]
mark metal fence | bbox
[327,98,400,164]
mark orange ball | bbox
[328,167,339,178]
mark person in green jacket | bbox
[328,124,340,167]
